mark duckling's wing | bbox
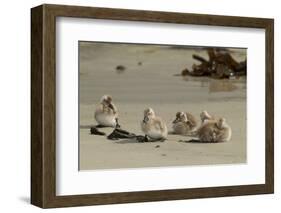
[215,127,231,142]
[154,118,166,131]
[186,113,198,128]
[94,104,103,114]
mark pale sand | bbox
[79,42,246,170]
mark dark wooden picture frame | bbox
[31,4,274,208]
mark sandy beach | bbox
[79,42,247,170]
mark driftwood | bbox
[182,48,246,79]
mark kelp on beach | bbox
[180,48,247,79]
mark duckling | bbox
[140,108,168,142]
[196,117,232,142]
[172,112,197,135]
[213,118,232,142]
[94,95,120,128]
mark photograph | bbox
[79,41,247,170]
[30,3,274,208]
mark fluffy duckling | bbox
[140,108,168,142]
[196,117,232,142]
[94,95,120,128]
[172,112,198,135]
[213,118,232,142]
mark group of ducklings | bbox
[94,95,232,143]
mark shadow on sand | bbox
[115,138,165,144]
[179,139,225,144]
[115,138,140,144]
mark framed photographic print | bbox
[31,4,274,208]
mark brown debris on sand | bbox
[90,127,106,136]
[181,68,190,76]
[182,48,246,79]
[89,125,160,143]
[107,128,136,140]
[115,65,126,74]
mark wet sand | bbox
[79,42,247,170]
